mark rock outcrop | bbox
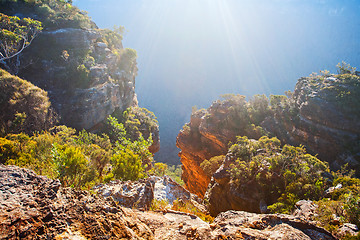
[137,209,338,239]
[176,98,264,198]
[211,210,336,240]
[204,152,265,216]
[262,75,360,172]
[0,165,154,239]
[0,164,337,240]
[1,23,159,152]
[19,28,138,130]
[94,176,203,210]
[177,74,360,199]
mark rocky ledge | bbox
[0,165,153,239]
[94,175,203,211]
[0,165,339,239]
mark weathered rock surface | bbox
[19,28,138,130]
[94,176,203,211]
[0,165,338,240]
[262,76,360,173]
[336,223,359,238]
[133,209,338,240]
[0,165,154,239]
[211,210,337,240]
[176,99,263,198]
[135,210,213,240]
[293,200,319,222]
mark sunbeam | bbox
[74,0,360,163]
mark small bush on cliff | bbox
[315,166,360,232]
[200,155,225,178]
[0,13,43,74]
[120,107,158,142]
[0,69,57,135]
[111,148,145,181]
[165,165,184,185]
[0,0,92,29]
[228,136,331,214]
[337,61,356,75]
[105,115,154,175]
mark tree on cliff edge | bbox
[0,13,43,74]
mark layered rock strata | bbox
[263,76,360,172]
[19,28,138,130]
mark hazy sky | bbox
[74,0,360,164]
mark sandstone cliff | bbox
[0,165,337,240]
[263,75,360,172]
[177,73,360,199]
[19,27,138,130]
[0,3,159,152]
[176,95,267,197]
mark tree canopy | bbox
[0,13,42,73]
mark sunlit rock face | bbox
[177,74,360,200]
[18,28,138,131]
[176,101,263,198]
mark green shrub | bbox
[149,162,168,177]
[52,143,94,188]
[200,155,225,178]
[111,148,145,181]
[315,171,360,234]
[337,61,356,75]
[228,136,331,214]
[0,69,57,135]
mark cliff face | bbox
[19,28,138,130]
[263,75,360,171]
[176,98,265,198]
[204,153,264,216]
[0,7,159,151]
[177,73,360,198]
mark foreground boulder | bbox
[94,175,204,211]
[0,165,153,239]
[212,210,337,240]
[0,165,338,239]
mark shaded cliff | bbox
[177,72,360,198]
[0,1,159,152]
[19,27,138,130]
